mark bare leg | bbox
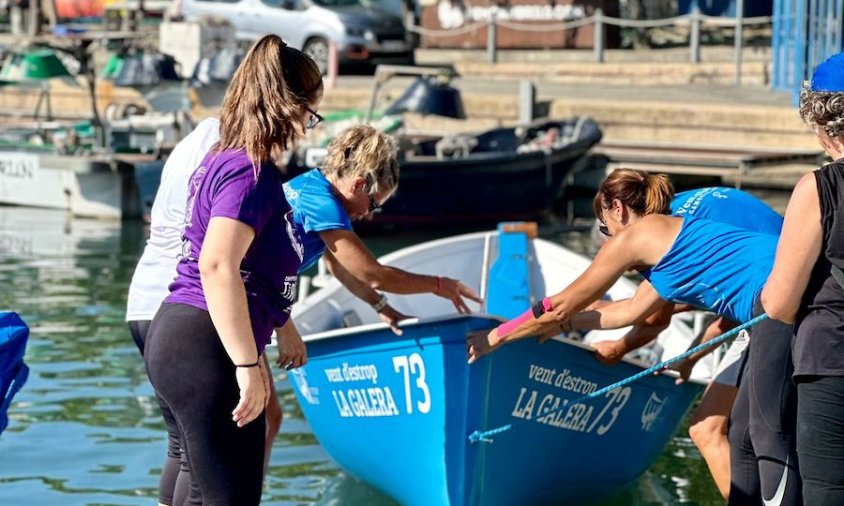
[689,381,739,500]
[264,354,283,479]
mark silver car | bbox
[181,0,415,73]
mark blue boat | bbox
[288,225,711,505]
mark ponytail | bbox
[217,34,323,171]
[593,168,674,218]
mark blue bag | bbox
[0,312,29,435]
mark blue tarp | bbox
[0,312,29,435]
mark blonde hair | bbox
[799,86,844,138]
[593,168,674,219]
[217,35,323,171]
[323,125,399,195]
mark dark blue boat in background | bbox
[288,117,602,227]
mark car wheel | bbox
[303,37,329,75]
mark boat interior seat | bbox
[342,310,363,328]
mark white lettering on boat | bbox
[331,387,400,418]
[0,153,38,180]
[512,362,632,435]
[640,392,667,432]
[527,364,598,395]
[393,353,431,415]
[323,362,379,384]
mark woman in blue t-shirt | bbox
[467,168,801,505]
[585,174,783,500]
[284,124,481,326]
[144,35,323,506]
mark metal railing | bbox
[408,9,773,85]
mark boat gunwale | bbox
[281,312,708,387]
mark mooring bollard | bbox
[593,9,605,63]
[735,0,745,85]
[487,15,497,64]
[690,7,701,64]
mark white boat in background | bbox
[286,224,716,505]
[0,150,154,220]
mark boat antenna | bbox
[468,313,770,444]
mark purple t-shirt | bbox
[166,148,304,353]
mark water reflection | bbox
[0,206,722,505]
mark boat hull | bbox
[0,151,145,219]
[290,314,702,506]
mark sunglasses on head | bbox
[304,106,323,129]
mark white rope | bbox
[494,16,596,32]
[700,15,773,27]
[407,14,773,37]
[407,22,486,37]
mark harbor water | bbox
[0,199,784,506]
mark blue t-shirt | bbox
[283,169,353,271]
[167,149,304,352]
[670,187,782,235]
[642,217,778,323]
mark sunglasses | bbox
[305,106,323,130]
[368,194,382,214]
[598,223,611,237]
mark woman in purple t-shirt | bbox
[144,35,323,506]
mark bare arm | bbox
[323,250,410,334]
[199,216,265,427]
[320,229,481,313]
[662,316,738,384]
[761,172,823,323]
[276,318,307,370]
[568,280,668,331]
[467,251,670,364]
[489,217,674,345]
[591,299,674,365]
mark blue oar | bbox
[468,313,769,444]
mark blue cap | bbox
[810,53,844,92]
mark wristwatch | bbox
[370,294,389,312]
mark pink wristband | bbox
[497,297,552,336]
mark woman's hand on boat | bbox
[591,340,626,366]
[466,327,501,364]
[659,358,695,385]
[437,278,482,314]
[233,365,267,428]
[378,305,411,335]
[278,328,308,370]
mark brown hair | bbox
[322,125,399,195]
[217,35,323,171]
[799,86,844,138]
[593,168,674,219]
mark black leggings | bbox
[145,303,265,506]
[128,319,183,506]
[795,375,844,506]
[728,308,801,505]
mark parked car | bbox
[180,0,416,73]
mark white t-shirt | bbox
[126,118,221,321]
